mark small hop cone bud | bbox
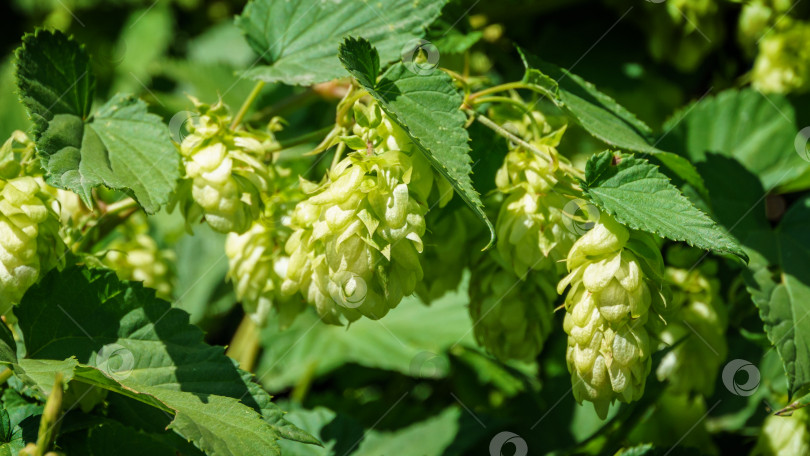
[469,254,556,362]
[0,177,65,313]
[753,408,810,456]
[494,146,576,278]
[558,215,666,418]
[655,267,727,396]
[178,101,275,234]
[283,148,432,324]
[103,232,175,301]
[226,219,304,327]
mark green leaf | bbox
[256,274,475,392]
[661,88,810,193]
[5,266,317,456]
[15,30,180,213]
[745,196,810,396]
[581,151,748,262]
[15,30,95,137]
[516,48,708,197]
[237,0,447,86]
[339,37,495,247]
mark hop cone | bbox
[0,176,64,313]
[494,143,576,279]
[469,252,556,362]
[655,266,727,396]
[752,20,810,93]
[226,219,304,327]
[753,408,810,456]
[103,230,175,301]
[283,151,433,324]
[558,214,667,418]
[178,101,275,234]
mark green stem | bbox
[0,368,12,386]
[230,80,266,130]
[330,141,347,170]
[468,82,530,101]
[226,315,260,372]
[35,373,64,456]
[75,198,139,253]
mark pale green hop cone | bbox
[558,214,667,418]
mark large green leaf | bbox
[15,30,180,213]
[745,196,810,396]
[237,0,447,86]
[2,266,317,456]
[516,48,707,197]
[581,151,747,262]
[257,274,474,392]
[661,88,810,193]
[339,37,495,247]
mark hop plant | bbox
[558,214,668,418]
[655,265,727,396]
[177,100,277,234]
[494,138,577,279]
[283,100,441,324]
[469,252,557,362]
[753,409,810,456]
[0,176,65,314]
[102,227,175,301]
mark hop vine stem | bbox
[230,80,267,130]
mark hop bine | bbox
[282,100,447,324]
[176,100,277,234]
[558,214,668,418]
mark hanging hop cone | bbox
[282,102,440,324]
[177,100,276,234]
[494,127,576,279]
[0,176,65,314]
[103,222,175,301]
[226,217,305,328]
[469,251,557,362]
[655,265,727,396]
[558,214,668,418]
[752,19,810,94]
